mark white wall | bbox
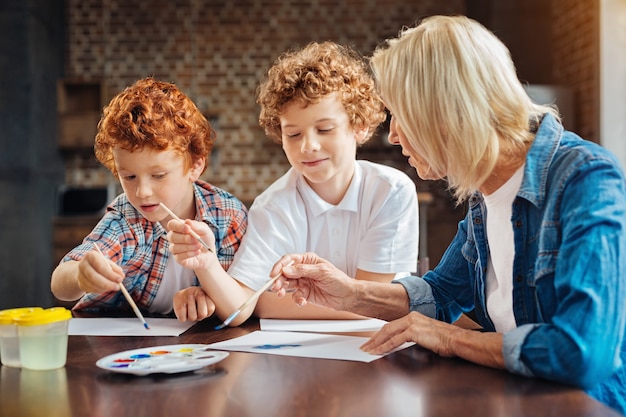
[600,0,626,169]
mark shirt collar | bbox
[519,113,563,209]
[297,161,362,217]
[193,180,222,229]
[469,114,563,210]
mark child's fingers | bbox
[185,300,199,321]
[194,294,216,321]
[173,290,190,322]
[80,253,122,292]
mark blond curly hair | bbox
[257,41,385,144]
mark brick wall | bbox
[64,0,465,204]
[552,0,599,141]
[62,0,601,267]
[63,0,467,266]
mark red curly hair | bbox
[94,77,215,176]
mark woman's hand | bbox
[173,286,216,322]
[361,311,461,357]
[270,252,358,311]
[166,219,217,271]
[362,311,505,369]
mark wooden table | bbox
[0,317,619,417]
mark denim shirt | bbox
[396,114,626,414]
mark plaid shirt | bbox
[66,180,248,313]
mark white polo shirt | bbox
[228,160,420,291]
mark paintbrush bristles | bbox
[118,284,150,330]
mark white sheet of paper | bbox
[68,317,195,336]
[259,318,387,333]
[207,330,411,362]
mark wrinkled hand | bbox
[77,250,124,294]
[166,219,217,270]
[361,311,460,356]
[269,252,357,311]
[173,286,216,322]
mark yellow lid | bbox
[0,307,43,325]
[13,307,72,326]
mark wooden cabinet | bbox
[57,79,105,149]
[52,215,100,266]
[53,79,107,274]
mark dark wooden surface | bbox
[0,316,620,417]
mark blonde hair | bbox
[370,15,559,202]
[257,41,385,144]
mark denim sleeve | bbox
[423,215,478,324]
[502,324,539,376]
[507,154,626,390]
[392,276,436,318]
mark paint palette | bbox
[96,344,229,376]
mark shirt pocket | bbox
[461,233,478,266]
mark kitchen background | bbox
[1,0,624,310]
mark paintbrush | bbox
[158,202,214,253]
[92,243,150,330]
[215,260,295,330]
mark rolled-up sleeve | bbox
[502,324,539,377]
[393,275,436,318]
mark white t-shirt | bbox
[149,252,196,314]
[228,160,420,291]
[484,165,524,333]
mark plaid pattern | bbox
[67,180,247,313]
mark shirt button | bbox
[515,275,523,282]
[159,248,166,255]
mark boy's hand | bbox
[166,219,217,270]
[77,251,125,294]
[173,286,216,322]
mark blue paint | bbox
[130,353,151,359]
[252,344,302,350]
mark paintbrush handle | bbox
[159,203,213,253]
[118,283,149,329]
[215,261,294,329]
[239,260,295,311]
[240,275,281,312]
[186,229,214,253]
[92,243,150,330]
